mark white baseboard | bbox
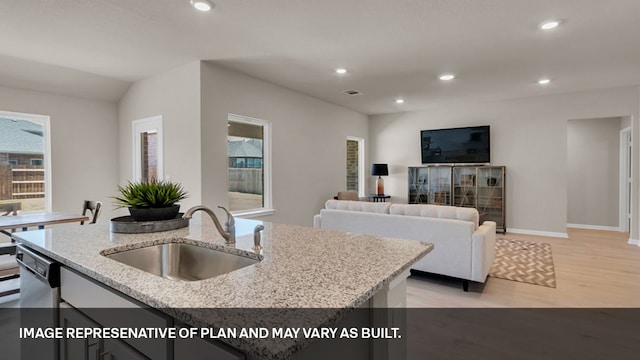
[566,223,622,232]
[507,228,569,239]
[628,238,640,247]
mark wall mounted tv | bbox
[420,125,490,164]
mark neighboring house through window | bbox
[0,111,51,212]
[227,114,272,216]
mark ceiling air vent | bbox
[343,90,362,96]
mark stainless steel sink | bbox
[104,243,259,281]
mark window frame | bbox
[228,113,274,218]
[0,110,52,212]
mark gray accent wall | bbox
[567,117,621,228]
[369,86,640,238]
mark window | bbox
[228,114,272,215]
[0,111,51,212]
[132,116,163,182]
[346,137,365,196]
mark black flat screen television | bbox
[421,125,490,164]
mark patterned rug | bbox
[489,238,556,288]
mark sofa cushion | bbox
[325,199,391,214]
[390,204,479,229]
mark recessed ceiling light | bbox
[191,0,213,11]
[439,74,455,81]
[335,68,348,75]
[395,98,405,104]
[539,20,560,30]
[538,78,551,85]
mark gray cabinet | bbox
[59,302,101,360]
[59,267,245,360]
[60,267,169,360]
[59,303,148,360]
[408,165,506,232]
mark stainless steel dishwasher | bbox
[16,244,61,359]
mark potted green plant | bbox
[113,179,188,221]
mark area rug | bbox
[489,238,556,288]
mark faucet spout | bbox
[184,205,236,245]
[253,225,264,252]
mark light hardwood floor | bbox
[406,228,640,307]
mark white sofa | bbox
[313,200,496,290]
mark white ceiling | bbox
[1,0,639,114]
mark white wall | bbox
[0,85,118,220]
[369,86,640,238]
[201,63,369,226]
[118,61,202,211]
[567,117,621,228]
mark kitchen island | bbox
[14,214,433,359]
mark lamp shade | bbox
[371,163,389,176]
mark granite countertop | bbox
[14,214,433,359]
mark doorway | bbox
[566,117,628,232]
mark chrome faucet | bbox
[184,205,235,245]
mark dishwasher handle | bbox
[16,244,60,288]
[15,252,45,282]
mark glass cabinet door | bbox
[453,166,477,208]
[408,167,429,204]
[428,167,452,205]
[477,166,505,231]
